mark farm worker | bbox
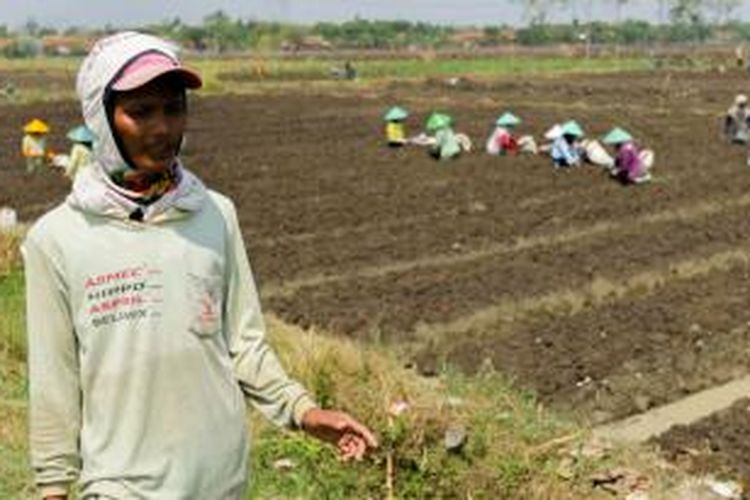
[486,112,538,156]
[550,120,584,168]
[344,60,357,80]
[736,44,745,68]
[426,112,462,160]
[724,94,750,144]
[486,112,520,155]
[52,125,95,180]
[384,106,409,147]
[603,126,654,184]
[22,31,377,500]
[538,123,562,154]
[544,124,562,141]
[580,138,615,171]
[22,118,51,173]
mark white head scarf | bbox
[69,32,207,222]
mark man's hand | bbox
[301,408,378,461]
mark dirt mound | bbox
[655,398,750,486]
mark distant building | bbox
[281,36,333,52]
[41,35,91,56]
[449,28,516,48]
[0,38,15,53]
[449,29,486,48]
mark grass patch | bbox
[0,231,30,498]
[252,315,580,498]
[0,269,25,366]
[250,316,679,498]
[0,58,78,104]
[0,230,27,403]
[0,405,32,500]
[199,55,650,93]
[0,58,78,72]
[352,56,649,79]
[0,54,653,104]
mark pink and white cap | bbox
[111,51,202,91]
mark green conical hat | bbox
[426,112,452,131]
[66,125,95,143]
[496,112,521,127]
[384,106,409,121]
[602,127,633,145]
[561,120,584,137]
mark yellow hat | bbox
[23,118,50,134]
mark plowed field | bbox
[2,67,750,481]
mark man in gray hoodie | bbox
[23,32,376,500]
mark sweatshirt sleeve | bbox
[222,199,317,429]
[22,235,81,497]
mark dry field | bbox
[2,66,750,483]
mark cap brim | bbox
[112,66,202,92]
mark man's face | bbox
[112,75,187,173]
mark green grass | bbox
[0,233,30,499]
[348,56,649,79]
[0,54,654,105]
[250,429,380,498]
[0,399,32,500]
[247,346,578,499]
[0,58,78,104]
[196,55,651,92]
[0,58,78,71]
[0,270,26,368]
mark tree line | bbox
[3,1,750,57]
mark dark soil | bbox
[3,67,750,479]
[434,264,750,423]
[654,398,750,487]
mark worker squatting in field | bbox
[382,104,658,184]
[485,112,537,156]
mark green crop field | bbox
[0,53,657,105]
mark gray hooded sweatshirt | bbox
[23,32,316,499]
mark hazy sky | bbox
[3,1,750,29]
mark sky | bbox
[3,0,750,29]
